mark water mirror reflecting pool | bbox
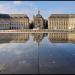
[0,32,75,74]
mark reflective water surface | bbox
[0,32,75,74]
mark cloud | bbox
[0,1,48,19]
[48,9,64,14]
[0,4,9,14]
[0,3,25,14]
[0,4,14,14]
[25,1,33,7]
[13,1,22,5]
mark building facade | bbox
[48,32,75,43]
[0,14,29,30]
[68,15,75,30]
[33,11,44,29]
[1,13,75,30]
[0,14,10,30]
[48,14,69,30]
[10,14,29,29]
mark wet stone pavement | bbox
[0,33,74,74]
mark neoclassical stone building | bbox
[1,13,75,30]
[10,14,29,29]
[48,14,69,30]
[48,14,75,30]
[68,14,75,30]
[0,14,10,30]
[0,14,29,30]
[33,11,44,29]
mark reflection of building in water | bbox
[10,33,29,43]
[48,14,75,30]
[0,33,29,43]
[32,33,45,43]
[67,33,75,42]
[48,32,75,43]
[48,32,68,42]
[0,14,29,30]
[0,33,13,43]
[33,11,44,29]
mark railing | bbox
[0,29,75,33]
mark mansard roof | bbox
[0,14,29,18]
[0,14,10,18]
[49,14,75,18]
[10,14,29,18]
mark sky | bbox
[0,1,75,19]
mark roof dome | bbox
[36,14,42,18]
[36,10,43,18]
